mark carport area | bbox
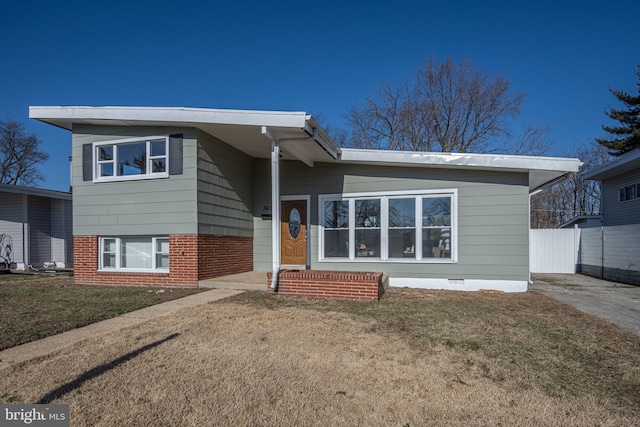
[531,274,640,336]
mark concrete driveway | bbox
[531,273,640,336]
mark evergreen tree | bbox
[596,64,640,156]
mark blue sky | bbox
[1,0,638,191]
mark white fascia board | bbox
[29,106,310,130]
[305,115,341,159]
[339,148,581,173]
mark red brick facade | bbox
[73,234,253,288]
[197,234,253,280]
[267,270,385,301]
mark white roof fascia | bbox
[582,148,640,180]
[339,148,581,193]
[339,148,581,173]
[29,106,310,130]
[305,115,341,159]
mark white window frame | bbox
[93,135,169,183]
[619,184,638,202]
[319,189,458,263]
[99,236,169,272]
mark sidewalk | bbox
[0,288,243,370]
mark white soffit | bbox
[29,106,341,163]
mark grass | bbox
[0,272,204,351]
[230,288,640,413]
[1,286,639,425]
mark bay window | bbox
[319,190,456,262]
[99,236,169,271]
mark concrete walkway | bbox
[198,270,267,291]
[531,273,640,336]
[0,288,243,370]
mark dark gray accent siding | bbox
[252,159,530,282]
[601,168,640,226]
[28,196,52,266]
[50,199,73,264]
[169,134,183,175]
[71,125,198,236]
[82,143,92,181]
[196,129,253,236]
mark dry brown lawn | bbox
[1,288,639,426]
[0,273,203,350]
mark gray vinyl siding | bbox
[28,196,52,266]
[0,193,26,264]
[196,129,253,236]
[601,169,640,226]
[253,159,530,281]
[71,125,198,236]
[51,199,72,264]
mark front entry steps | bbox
[267,270,388,301]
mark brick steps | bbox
[267,270,386,301]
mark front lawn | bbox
[0,273,204,351]
[1,287,638,425]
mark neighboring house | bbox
[29,106,580,293]
[0,183,73,269]
[582,149,640,285]
[559,215,602,229]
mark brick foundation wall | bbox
[197,235,253,280]
[267,270,385,301]
[73,234,253,288]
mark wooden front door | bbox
[281,199,307,266]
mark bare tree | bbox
[415,58,524,152]
[0,119,49,186]
[341,57,546,154]
[501,122,554,156]
[530,143,610,228]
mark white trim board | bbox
[389,277,527,293]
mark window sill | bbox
[93,173,169,183]
[319,258,457,264]
[98,269,170,274]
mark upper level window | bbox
[94,136,169,182]
[619,184,638,201]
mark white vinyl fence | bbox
[530,228,580,273]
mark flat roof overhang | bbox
[29,106,581,191]
[582,149,640,181]
[29,106,341,166]
[0,182,71,200]
[337,149,582,193]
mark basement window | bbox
[100,236,169,271]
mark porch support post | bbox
[270,139,281,289]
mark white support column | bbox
[270,139,281,288]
